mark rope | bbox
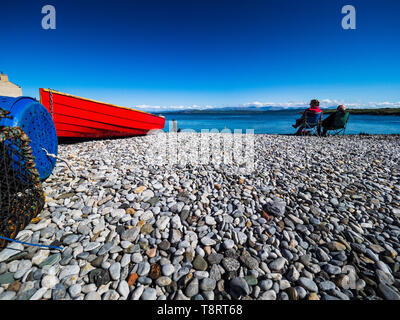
[49,88,54,118]
[0,235,63,251]
[42,147,77,179]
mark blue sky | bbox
[1,0,400,110]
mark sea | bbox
[160,111,400,135]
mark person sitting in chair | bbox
[292,99,322,135]
[321,105,347,136]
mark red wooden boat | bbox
[39,88,165,138]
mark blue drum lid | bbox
[0,96,58,180]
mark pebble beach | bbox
[0,133,400,300]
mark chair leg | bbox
[316,125,322,137]
[330,128,345,136]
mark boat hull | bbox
[39,88,165,138]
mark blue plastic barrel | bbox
[0,96,58,180]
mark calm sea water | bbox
[160,111,400,135]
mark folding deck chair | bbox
[323,112,350,136]
[298,111,322,136]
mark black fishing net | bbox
[0,108,45,250]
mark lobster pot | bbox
[0,96,58,180]
[0,117,45,249]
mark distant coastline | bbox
[160,107,400,116]
[323,108,400,116]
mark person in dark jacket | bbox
[321,105,347,136]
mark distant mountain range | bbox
[160,105,315,114]
[160,105,302,114]
[158,106,400,115]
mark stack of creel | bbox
[0,108,45,250]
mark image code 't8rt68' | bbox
[200,304,243,315]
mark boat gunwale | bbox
[40,88,165,119]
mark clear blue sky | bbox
[1,0,400,110]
